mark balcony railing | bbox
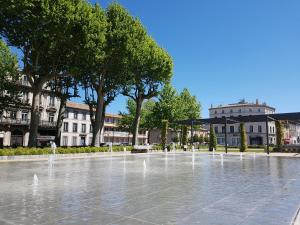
[0,118,56,128]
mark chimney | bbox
[256,99,259,105]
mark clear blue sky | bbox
[94,0,300,118]
[12,0,300,118]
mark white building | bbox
[61,102,147,147]
[0,75,147,147]
[209,99,277,146]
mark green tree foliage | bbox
[199,135,204,144]
[151,84,201,130]
[122,30,173,145]
[118,98,155,134]
[209,124,217,151]
[0,0,92,146]
[0,39,21,113]
[81,3,136,146]
[177,88,201,120]
[161,120,168,149]
[275,120,284,149]
[182,125,188,146]
[151,84,178,127]
[240,123,247,152]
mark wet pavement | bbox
[0,153,300,225]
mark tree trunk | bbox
[92,88,105,147]
[55,97,66,146]
[132,95,143,146]
[28,87,42,147]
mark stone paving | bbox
[0,153,300,225]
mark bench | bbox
[131,145,152,153]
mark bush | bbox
[0,146,133,156]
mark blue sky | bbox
[94,0,300,117]
[11,0,300,118]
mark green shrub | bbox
[0,146,133,156]
[240,123,247,152]
[209,124,217,151]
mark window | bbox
[250,125,254,133]
[258,108,261,113]
[73,123,78,132]
[63,122,69,132]
[239,109,242,113]
[90,124,93,133]
[249,108,252,112]
[230,126,234,133]
[82,113,86,120]
[74,111,78,119]
[222,126,226,134]
[10,111,17,120]
[258,125,262,133]
[72,136,77,146]
[215,110,217,114]
[64,110,69,119]
[21,111,28,121]
[230,109,233,113]
[48,113,55,123]
[270,126,272,133]
[49,96,55,106]
[214,126,218,134]
[62,136,68,146]
[273,127,275,134]
[81,124,86,133]
[222,110,225,114]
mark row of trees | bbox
[118,84,202,145]
[0,0,173,147]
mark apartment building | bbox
[61,102,148,147]
[209,99,277,146]
[0,76,147,147]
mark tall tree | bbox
[0,39,21,113]
[122,34,173,145]
[79,3,135,146]
[0,0,92,146]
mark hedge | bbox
[0,146,133,156]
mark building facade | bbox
[60,102,148,147]
[0,76,147,147]
[209,100,277,146]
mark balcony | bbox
[0,118,56,128]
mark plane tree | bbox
[79,3,138,146]
[0,0,94,146]
[122,34,173,145]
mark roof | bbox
[177,112,300,125]
[209,102,275,111]
[66,102,122,118]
